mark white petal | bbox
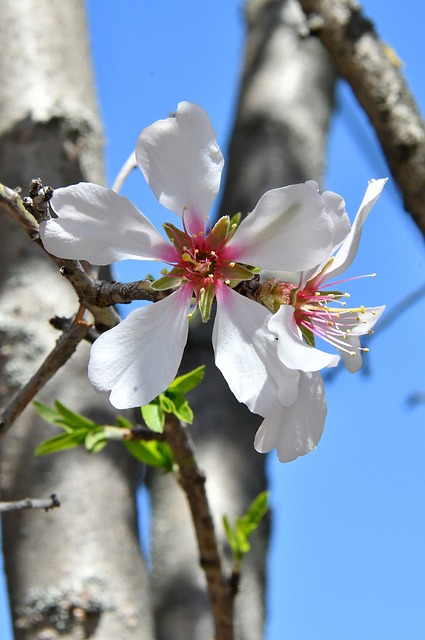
[136,102,224,234]
[337,305,385,373]
[269,306,340,371]
[88,286,192,409]
[254,371,327,462]
[224,182,344,271]
[324,178,387,281]
[41,183,175,265]
[212,284,299,416]
[298,189,351,287]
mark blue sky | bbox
[2,1,425,638]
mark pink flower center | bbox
[293,278,370,355]
[260,269,376,356]
[152,214,253,321]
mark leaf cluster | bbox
[222,491,269,569]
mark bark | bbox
[298,0,425,238]
[146,1,336,639]
[0,2,154,638]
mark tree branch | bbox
[0,317,91,438]
[0,182,171,330]
[163,414,236,640]
[298,0,425,238]
[0,494,60,513]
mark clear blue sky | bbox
[2,1,425,638]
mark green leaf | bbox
[168,393,194,424]
[222,491,269,566]
[54,400,98,430]
[237,491,269,537]
[85,428,108,453]
[124,440,174,471]
[33,400,68,428]
[115,415,133,430]
[34,430,87,456]
[159,394,175,414]
[141,402,165,433]
[167,365,205,395]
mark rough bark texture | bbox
[298,0,425,238]
[146,1,336,639]
[0,2,154,638]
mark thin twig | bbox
[163,414,235,640]
[0,318,91,438]
[298,0,425,238]
[111,151,138,193]
[0,494,60,513]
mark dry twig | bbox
[0,318,91,438]
[0,494,60,513]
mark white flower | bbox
[265,178,387,374]
[40,101,351,460]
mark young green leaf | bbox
[141,401,165,433]
[33,400,68,428]
[34,430,88,457]
[167,365,205,395]
[54,400,98,430]
[85,428,108,454]
[222,491,269,567]
[167,393,194,424]
[124,440,174,471]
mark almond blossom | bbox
[40,101,351,459]
[253,179,386,462]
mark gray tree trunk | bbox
[146,1,336,639]
[0,2,154,638]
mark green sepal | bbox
[151,273,184,291]
[300,324,315,347]
[219,263,254,282]
[198,279,215,322]
[228,212,241,238]
[208,216,230,250]
[163,222,188,252]
[124,440,175,471]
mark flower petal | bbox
[299,187,351,287]
[41,183,175,265]
[337,305,385,373]
[254,371,327,463]
[224,182,347,271]
[212,283,300,416]
[323,178,387,282]
[136,102,224,235]
[88,285,192,409]
[269,305,340,371]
